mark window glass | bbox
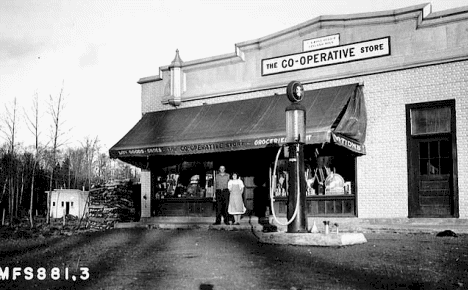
[440,140,451,158]
[427,159,440,175]
[419,159,428,175]
[430,141,439,158]
[440,158,451,175]
[411,107,451,135]
[420,142,428,158]
[419,140,450,176]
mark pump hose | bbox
[269,144,302,227]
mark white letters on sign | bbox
[262,37,390,76]
[303,34,340,51]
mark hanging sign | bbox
[262,37,390,76]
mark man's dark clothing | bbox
[214,172,232,225]
[214,188,230,224]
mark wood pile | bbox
[86,184,136,230]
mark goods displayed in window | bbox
[149,159,263,217]
[153,172,214,199]
[147,143,358,217]
[273,154,354,197]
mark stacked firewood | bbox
[86,184,136,230]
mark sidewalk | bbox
[115,216,468,235]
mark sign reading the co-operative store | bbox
[262,37,390,76]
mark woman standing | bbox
[228,172,246,225]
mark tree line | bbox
[0,86,139,227]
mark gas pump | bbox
[269,81,308,233]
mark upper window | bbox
[411,107,451,135]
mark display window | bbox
[272,144,356,197]
[148,150,273,217]
[271,144,357,216]
[148,144,358,217]
[151,161,215,199]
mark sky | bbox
[1,0,467,153]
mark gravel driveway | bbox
[1,228,467,289]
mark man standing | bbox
[213,165,231,225]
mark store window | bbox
[149,147,358,217]
[150,160,217,217]
[272,144,357,217]
[151,161,214,199]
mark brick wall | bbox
[357,61,468,218]
[142,80,167,113]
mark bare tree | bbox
[0,97,19,224]
[1,97,19,154]
[24,93,43,228]
[46,85,68,224]
[96,152,110,184]
[68,147,85,189]
[80,136,99,190]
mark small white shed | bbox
[49,189,89,218]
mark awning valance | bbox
[109,83,366,158]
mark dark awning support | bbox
[109,83,366,159]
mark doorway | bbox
[406,100,458,217]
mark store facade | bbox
[110,4,468,221]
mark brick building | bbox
[110,3,468,222]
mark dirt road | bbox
[1,228,467,289]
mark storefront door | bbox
[409,137,453,216]
[406,100,458,218]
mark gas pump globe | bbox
[286,80,306,143]
[285,81,308,233]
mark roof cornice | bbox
[139,3,468,84]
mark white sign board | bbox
[303,34,340,51]
[262,37,390,76]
